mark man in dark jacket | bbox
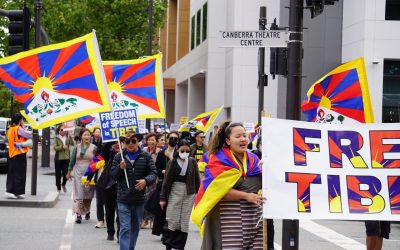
[111,133,157,250]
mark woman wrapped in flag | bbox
[67,128,97,224]
[191,121,264,250]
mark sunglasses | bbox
[169,137,178,140]
[179,150,190,154]
[124,138,137,144]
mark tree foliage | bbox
[0,0,168,117]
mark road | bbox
[0,146,399,250]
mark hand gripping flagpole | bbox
[113,120,130,189]
[91,30,130,189]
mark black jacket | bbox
[111,148,157,204]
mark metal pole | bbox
[31,0,42,196]
[282,0,303,249]
[258,7,267,125]
[145,0,154,131]
[41,25,50,168]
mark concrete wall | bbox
[342,0,400,122]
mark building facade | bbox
[158,0,400,125]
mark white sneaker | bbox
[5,192,17,199]
[17,194,25,199]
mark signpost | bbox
[218,30,288,48]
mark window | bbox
[191,15,195,50]
[382,60,400,123]
[385,0,400,20]
[196,9,201,46]
[202,3,207,42]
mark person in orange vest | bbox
[5,113,32,199]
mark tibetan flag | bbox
[81,154,105,186]
[191,147,260,234]
[179,106,223,133]
[103,53,165,119]
[0,32,110,129]
[301,58,374,124]
[79,115,95,124]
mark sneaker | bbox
[5,192,17,199]
[76,214,82,224]
[95,221,105,228]
[62,186,67,193]
[85,212,90,220]
[107,235,114,241]
[17,194,25,199]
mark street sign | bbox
[218,30,288,48]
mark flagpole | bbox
[112,110,130,189]
[31,0,42,196]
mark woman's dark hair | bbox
[11,113,23,126]
[92,127,101,133]
[145,133,158,142]
[167,131,179,139]
[56,124,63,135]
[79,128,91,137]
[208,121,244,155]
[173,139,191,159]
[177,139,191,148]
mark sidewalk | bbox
[0,145,59,208]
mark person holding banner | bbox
[111,133,157,250]
[191,121,264,250]
[5,113,32,199]
[67,128,97,224]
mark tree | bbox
[0,0,168,117]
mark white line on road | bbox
[59,209,75,250]
[300,220,365,250]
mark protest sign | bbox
[100,108,139,142]
[262,118,400,221]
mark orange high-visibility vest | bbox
[8,126,28,158]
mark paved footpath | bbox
[0,145,399,249]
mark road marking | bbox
[300,220,365,250]
[59,209,74,250]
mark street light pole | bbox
[282,0,303,249]
[31,0,42,196]
[257,7,268,125]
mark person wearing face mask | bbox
[152,131,179,236]
[159,139,200,250]
[191,121,264,250]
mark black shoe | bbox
[76,214,82,224]
[85,212,90,220]
[107,235,114,241]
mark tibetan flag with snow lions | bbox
[0,32,111,129]
[103,53,165,119]
[301,58,374,124]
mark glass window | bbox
[386,0,400,20]
[196,9,201,46]
[202,3,207,42]
[382,60,400,123]
[191,15,195,50]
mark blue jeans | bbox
[117,202,145,250]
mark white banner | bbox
[262,118,400,221]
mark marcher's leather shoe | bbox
[107,235,114,241]
[76,214,82,224]
[85,212,90,220]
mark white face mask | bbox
[179,152,189,159]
